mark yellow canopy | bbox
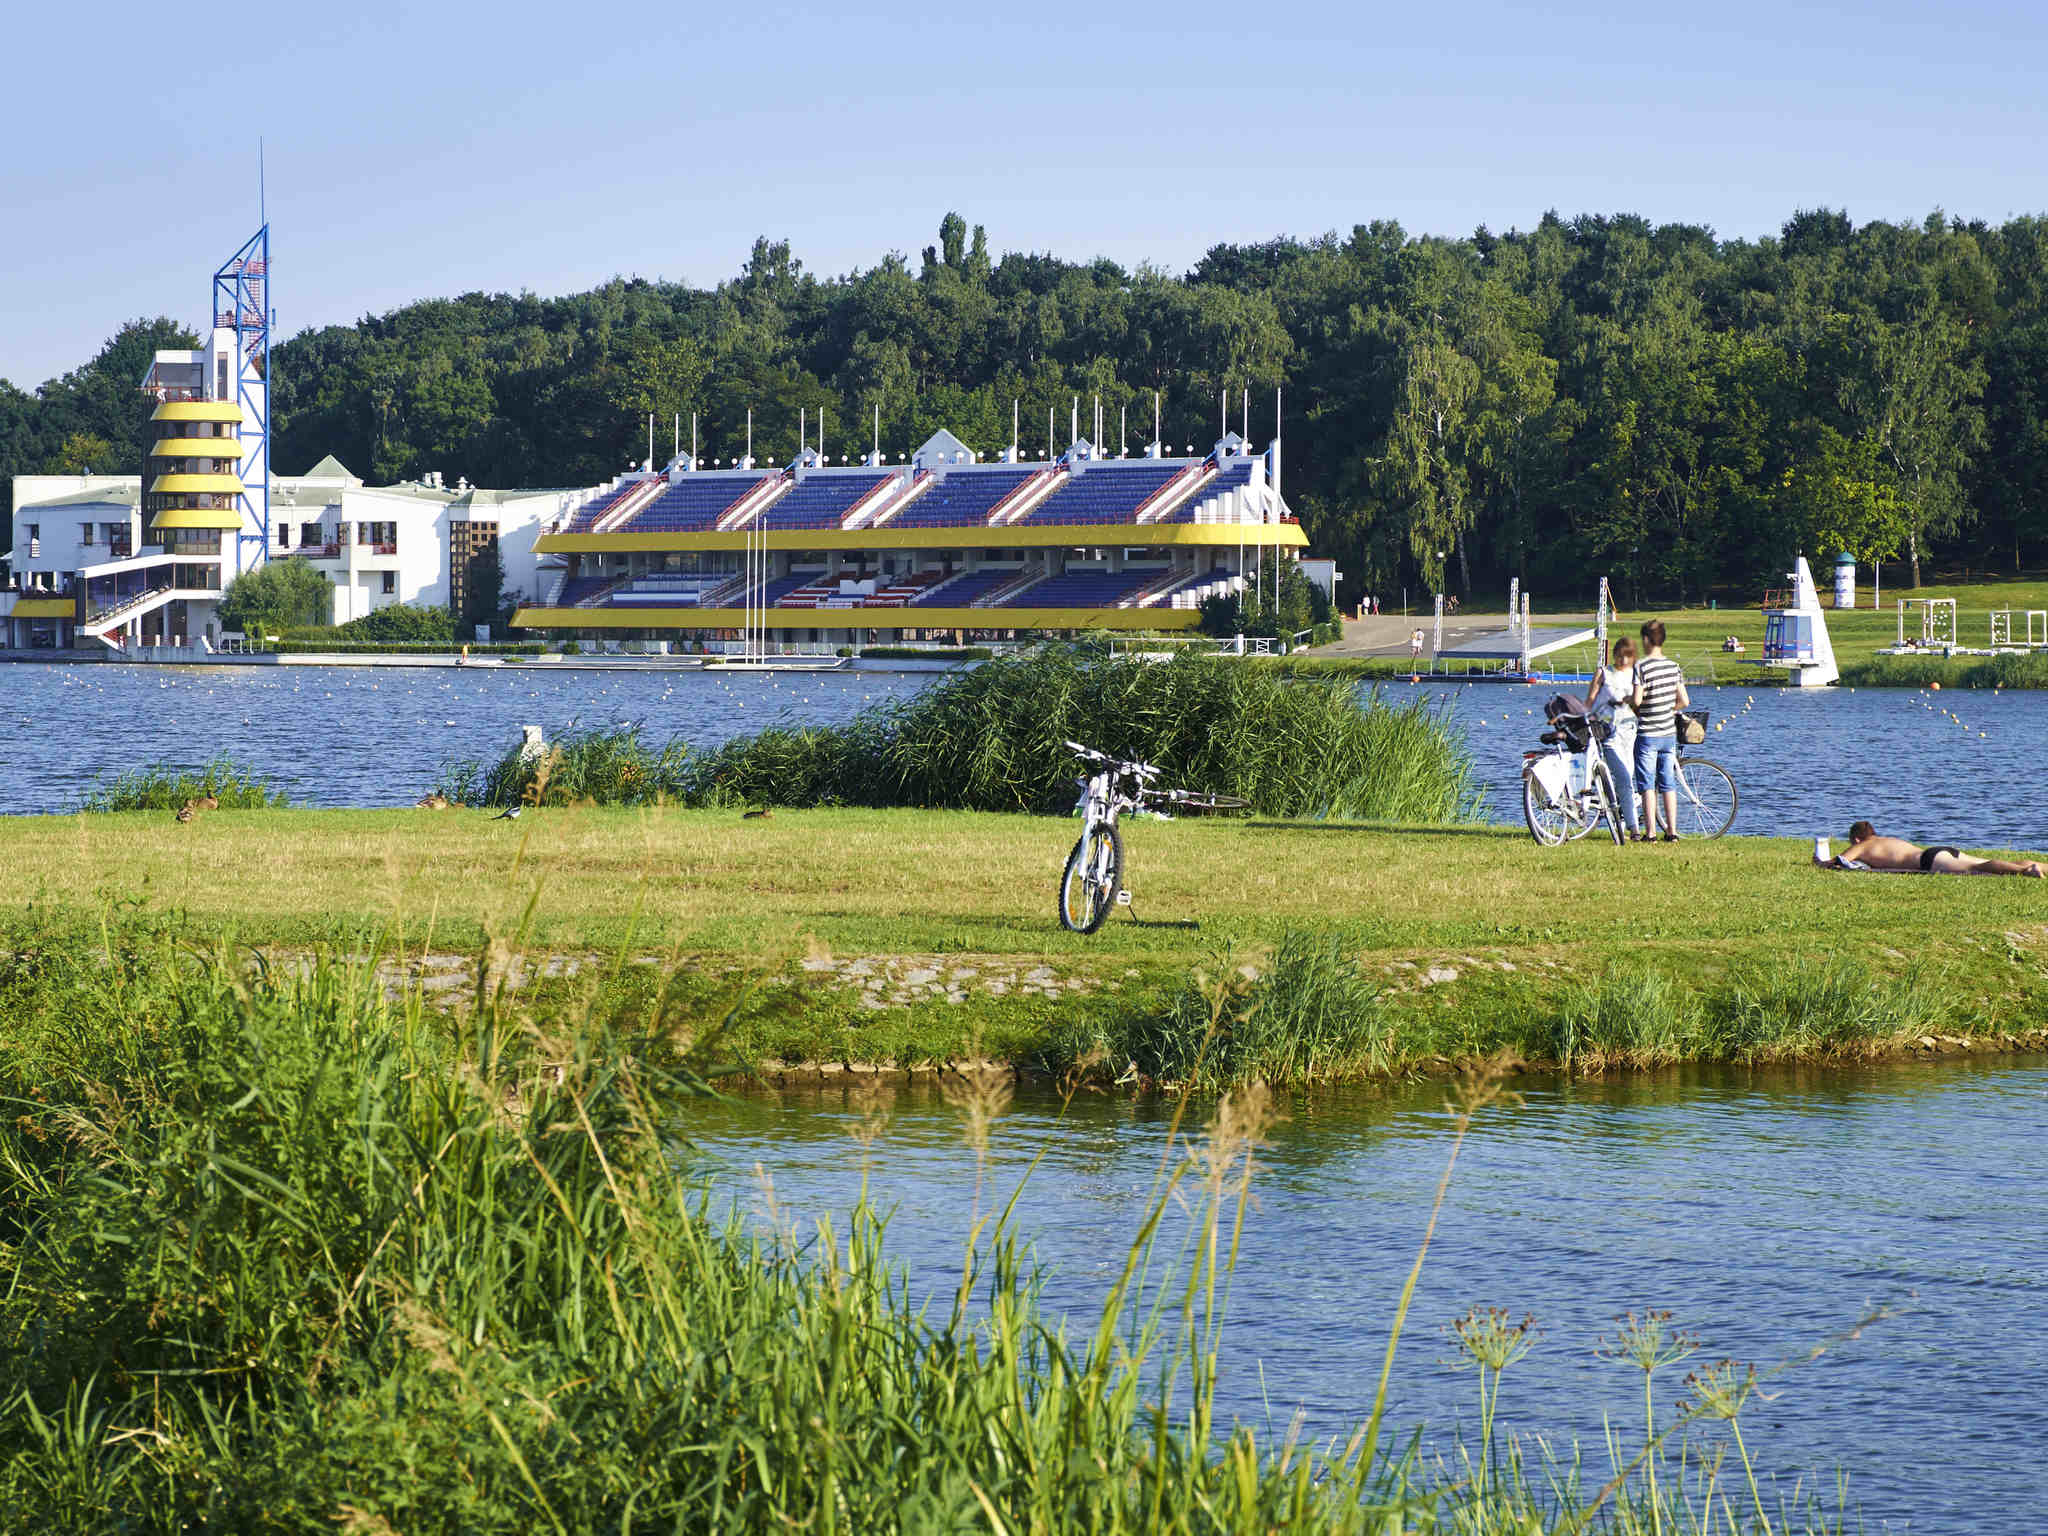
[149,507,242,531]
[151,400,243,424]
[11,597,75,619]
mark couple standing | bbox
[1585,619,1689,842]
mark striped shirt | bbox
[1634,655,1684,737]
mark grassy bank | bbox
[0,935,1854,1532]
[7,806,2044,1080]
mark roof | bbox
[300,454,360,483]
[17,483,144,510]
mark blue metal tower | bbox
[213,225,271,572]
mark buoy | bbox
[1931,681,1941,690]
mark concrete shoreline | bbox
[0,647,972,673]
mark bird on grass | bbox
[415,792,452,810]
[175,802,197,824]
[743,807,773,820]
[490,804,522,821]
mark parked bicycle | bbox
[1058,742,1250,933]
[1521,707,1737,846]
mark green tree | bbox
[218,559,333,634]
[50,431,113,474]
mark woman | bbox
[1584,636,1640,838]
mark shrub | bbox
[334,603,455,643]
[437,724,691,808]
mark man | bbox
[1628,619,1688,842]
[1822,821,2043,877]
[1409,628,1424,663]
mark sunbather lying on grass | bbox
[1820,820,2044,877]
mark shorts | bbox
[1919,846,1959,872]
[1634,734,1678,794]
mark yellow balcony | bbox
[150,473,245,496]
[150,436,240,460]
[150,507,243,531]
[151,400,243,424]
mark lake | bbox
[1,661,2041,850]
[684,1057,2048,1535]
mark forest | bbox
[5,207,2045,602]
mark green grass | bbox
[6,805,2045,1079]
[1311,574,2048,686]
[74,755,290,812]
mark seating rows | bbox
[757,472,893,530]
[912,567,1018,606]
[1162,459,1255,522]
[562,478,650,534]
[1013,464,1186,526]
[1001,568,1151,607]
[557,574,624,607]
[622,474,769,532]
[888,467,1039,527]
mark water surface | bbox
[687,1058,2048,1534]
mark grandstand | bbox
[512,429,1305,642]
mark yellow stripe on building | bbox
[11,598,76,619]
[535,523,1308,555]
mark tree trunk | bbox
[1908,529,1922,589]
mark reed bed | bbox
[437,722,693,807]
[0,924,1852,1534]
[74,754,289,812]
[682,647,1483,820]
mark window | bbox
[80,523,95,546]
[381,572,395,595]
[276,524,291,548]
[217,356,230,401]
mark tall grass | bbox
[1106,928,1389,1090]
[75,754,289,812]
[0,923,1852,1533]
[683,647,1483,819]
[437,723,692,807]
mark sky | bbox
[4,0,2045,388]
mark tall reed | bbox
[75,754,289,811]
[681,647,1483,820]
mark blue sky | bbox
[4,0,2043,388]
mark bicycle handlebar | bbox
[1066,740,1160,778]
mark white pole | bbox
[746,408,753,467]
[1154,389,1161,449]
[799,406,806,456]
[1071,396,1078,447]
[691,412,697,464]
[647,413,654,467]
[673,412,679,459]
[1120,403,1126,457]
[1012,397,1019,458]
[1242,386,1248,443]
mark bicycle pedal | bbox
[1115,890,1133,906]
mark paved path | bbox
[1315,613,1598,659]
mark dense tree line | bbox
[7,210,2046,599]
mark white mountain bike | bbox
[1058,741,1249,933]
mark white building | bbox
[3,459,575,650]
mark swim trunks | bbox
[1919,846,1960,872]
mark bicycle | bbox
[1521,714,1627,847]
[1058,741,1250,933]
[1667,712,1738,837]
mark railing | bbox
[373,543,397,556]
[86,584,172,629]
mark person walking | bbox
[1584,635,1640,837]
[1409,627,1425,664]
[1629,619,1689,841]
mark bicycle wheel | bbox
[1522,767,1569,846]
[1673,757,1737,839]
[1591,760,1625,847]
[1163,790,1251,816]
[1057,823,1124,933]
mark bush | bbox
[334,603,455,643]
[76,756,289,812]
[1837,652,2048,689]
[217,558,332,632]
[269,640,543,655]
